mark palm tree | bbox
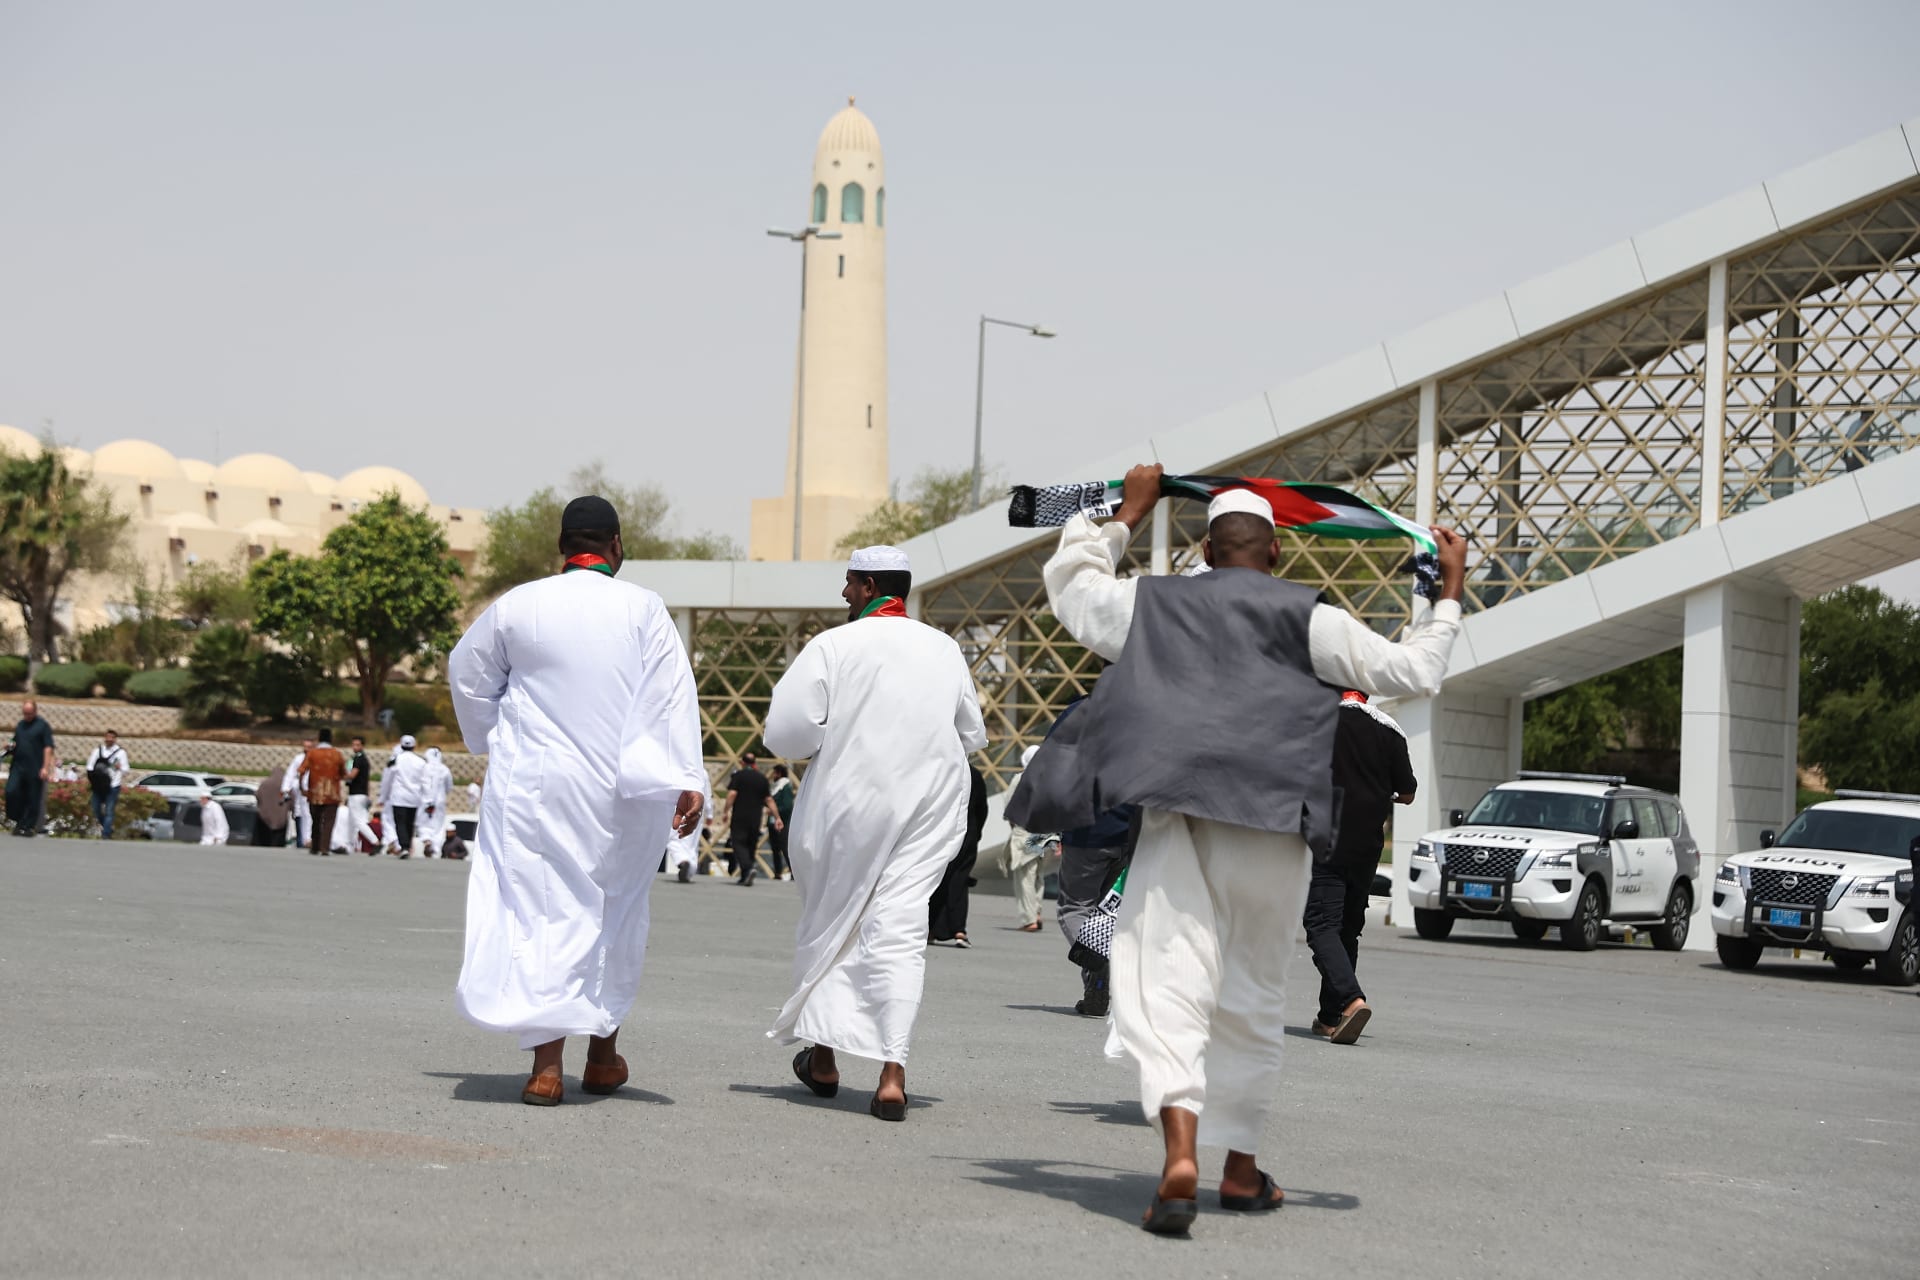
[0,445,129,688]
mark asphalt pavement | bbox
[3,838,1916,1279]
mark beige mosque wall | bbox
[751,100,891,561]
[0,425,484,646]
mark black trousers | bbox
[391,805,417,853]
[767,822,789,876]
[927,844,977,941]
[6,771,44,835]
[1304,858,1374,1025]
[729,827,759,880]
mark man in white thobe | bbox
[663,789,709,884]
[1011,464,1467,1234]
[765,545,988,1122]
[197,793,230,846]
[384,737,430,857]
[281,739,312,848]
[420,746,453,857]
[450,495,705,1106]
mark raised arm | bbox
[1308,526,1469,700]
[1041,463,1163,661]
[448,601,511,755]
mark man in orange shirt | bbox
[297,729,349,857]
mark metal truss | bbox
[690,182,1920,796]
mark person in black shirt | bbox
[722,752,781,887]
[1305,690,1416,1045]
[345,736,373,849]
[7,700,56,837]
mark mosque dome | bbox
[92,439,187,481]
[215,452,307,493]
[303,470,336,496]
[178,458,215,484]
[816,99,882,156]
[338,465,429,507]
[58,446,92,473]
[0,424,43,457]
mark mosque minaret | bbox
[749,99,889,561]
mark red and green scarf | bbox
[1008,474,1441,599]
[858,595,908,619]
[563,553,615,576]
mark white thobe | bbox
[764,612,987,1064]
[663,794,709,874]
[1046,513,1460,1151]
[449,570,704,1050]
[199,802,230,845]
[386,751,430,852]
[281,752,310,845]
[421,759,453,855]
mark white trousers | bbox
[664,828,698,872]
[1108,809,1313,1155]
[347,794,375,850]
[285,791,311,846]
[1009,857,1046,925]
[420,805,443,857]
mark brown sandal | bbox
[581,1054,628,1095]
[521,1070,564,1106]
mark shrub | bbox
[34,662,97,698]
[246,649,317,722]
[47,781,170,838]
[126,668,193,706]
[184,625,252,725]
[384,687,435,737]
[95,662,134,699]
[0,655,25,692]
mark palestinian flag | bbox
[1008,473,1441,598]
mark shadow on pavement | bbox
[421,1072,673,1106]
[727,1082,942,1111]
[1049,1099,1148,1127]
[1005,1003,1087,1017]
[957,1155,1362,1223]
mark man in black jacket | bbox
[1306,690,1416,1045]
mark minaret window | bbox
[812,184,827,224]
[841,182,864,224]
[876,187,885,227]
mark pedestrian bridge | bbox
[624,120,1920,941]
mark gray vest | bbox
[1008,568,1338,855]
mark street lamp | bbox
[971,315,1056,511]
[768,225,843,560]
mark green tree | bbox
[1522,650,1682,774]
[245,648,320,722]
[183,624,254,725]
[174,553,255,628]
[0,445,129,682]
[472,460,738,599]
[251,493,465,726]
[835,465,993,554]
[1800,679,1920,794]
[1800,585,1920,711]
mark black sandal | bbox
[1141,1196,1198,1235]
[1218,1170,1284,1212]
[869,1092,907,1122]
[792,1047,838,1099]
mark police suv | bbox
[1709,790,1920,986]
[1408,773,1699,951]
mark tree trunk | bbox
[24,594,58,688]
[359,662,386,729]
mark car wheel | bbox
[1830,952,1871,972]
[1650,881,1692,951]
[1715,934,1763,971]
[1558,880,1604,951]
[1874,911,1918,987]
[1413,908,1455,941]
[1511,920,1549,942]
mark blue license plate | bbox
[1767,907,1803,927]
[1462,882,1495,900]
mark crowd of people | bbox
[440,477,1470,1237]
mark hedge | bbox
[126,668,194,706]
[0,655,24,692]
[34,662,97,698]
[96,663,135,699]
[47,780,170,838]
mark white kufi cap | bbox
[848,545,911,574]
[1206,488,1275,526]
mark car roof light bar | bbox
[1832,789,1920,804]
[1515,770,1628,785]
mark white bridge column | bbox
[1391,691,1522,928]
[1678,582,1800,948]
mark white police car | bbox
[1709,790,1920,985]
[1408,773,1699,951]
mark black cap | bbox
[561,495,620,534]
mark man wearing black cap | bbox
[450,495,708,1106]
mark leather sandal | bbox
[581,1054,628,1095]
[1218,1170,1284,1212]
[1329,1000,1371,1045]
[521,1070,564,1107]
[1141,1195,1198,1234]
[869,1092,908,1122]
[792,1047,838,1099]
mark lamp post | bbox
[768,225,843,560]
[971,315,1056,511]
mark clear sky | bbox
[3,0,1918,595]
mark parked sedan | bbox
[133,771,230,805]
